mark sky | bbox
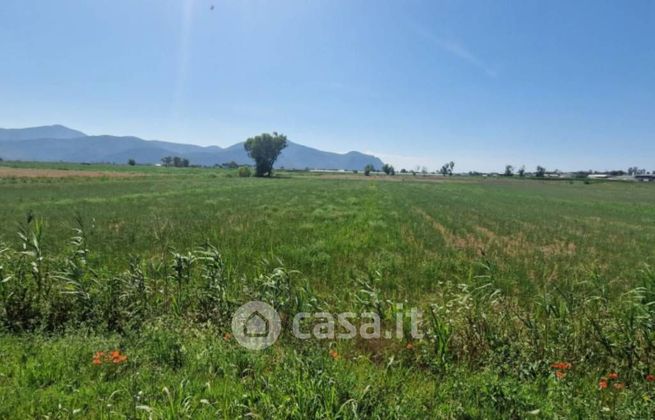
[1,0,654,172]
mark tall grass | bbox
[1,170,655,416]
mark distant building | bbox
[635,174,655,182]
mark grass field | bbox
[1,163,655,418]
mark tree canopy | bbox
[244,132,288,177]
[161,156,189,168]
[440,161,455,176]
[382,163,395,175]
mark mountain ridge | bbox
[0,125,384,170]
[0,124,87,141]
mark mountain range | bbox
[0,125,384,170]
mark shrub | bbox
[238,167,252,177]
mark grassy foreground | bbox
[1,165,655,418]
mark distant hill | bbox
[0,125,384,170]
[0,125,86,141]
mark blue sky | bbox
[1,0,653,172]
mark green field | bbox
[1,165,655,418]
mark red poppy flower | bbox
[551,362,571,370]
[92,351,105,366]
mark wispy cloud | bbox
[433,38,497,77]
[412,24,497,77]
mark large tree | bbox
[440,161,455,176]
[244,132,288,177]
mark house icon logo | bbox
[231,301,281,350]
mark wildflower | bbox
[329,350,340,360]
[613,382,625,390]
[223,333,232,341]
[406,342,414,350]
[551,362,571,370]
[92,350,127,366]
[92,351,105,366]
[555,370,566,380]
[599,378,608,390]
[608,372,619,380]
[113,354,128,364]
[111,350,128,364]
[646,374,655,382]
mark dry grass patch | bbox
[414,207,486,255]
[0,167,141,179]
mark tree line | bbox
[118,133,653,178]
[161,156,190,168]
